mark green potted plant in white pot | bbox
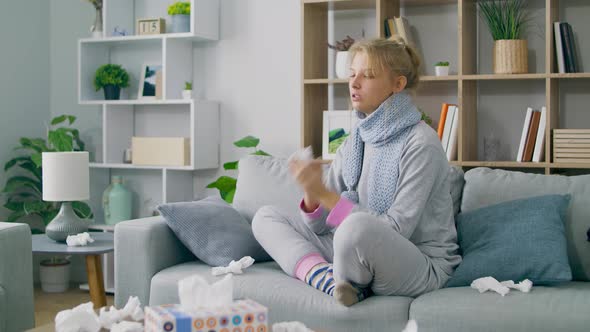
[479,0,529,74]
[182,81,193,100]
[168,1,191,33]
[435,61,450,76]
[94,64,130,100]
[328,36,355,79]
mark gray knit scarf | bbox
[341,91,422,214]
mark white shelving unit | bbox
[78,0,220,216]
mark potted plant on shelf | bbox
[168,1,191,33]
[479,0,529,74]
[94,64,130,100]
[328,35,355,79]
[434,61,450,76]
[206,136,270,203]
[182,81,193,100]
[2,114,93,292]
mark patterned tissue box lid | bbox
[145,299,268,332]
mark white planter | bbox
[39,259,71,293]
[182,90,192,100]
[335,51,350,79]
[435,66,449,76]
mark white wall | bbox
[193,0,301,197]
[0,0,50,219]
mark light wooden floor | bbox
[34,284,114,327]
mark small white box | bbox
[132,137,190,166]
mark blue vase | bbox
[102,176,132,225]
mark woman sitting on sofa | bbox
[252,38,461,306]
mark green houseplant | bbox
[2,114,93,234]
[206,136,270,203]
[94,64,130,100]
[434,61,450,76]
[182,81,193,100]
[478,0,529,74]
[168,2,191,33]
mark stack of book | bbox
[437,103,459,161]
[384,16,413,45]
[554,22,580,73]
[516,107,546,162]
[553,129,590,163]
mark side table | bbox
[32,233,114,308]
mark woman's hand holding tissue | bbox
[289,159,339,211]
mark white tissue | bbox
[471,277,510,296]
[212,256,255,276]
[272,321,314,332]
[110,321,143,332]
[66,232,95,246]
[55,302,101,332]
[98,296,144,329]
[288,146,314,164]
[178,274,233,310]
[500,279,533,293]
[402,320,418,332]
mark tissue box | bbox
[145,299,268,332]
[132,137,190,166]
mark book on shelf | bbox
[523,110,541,162]
[554,22,566,74]
[394,16,413,46]
[384,18,396,39]
[532,106,546,162]
[516,107,533,162]
[437,103,452,140]
[446,107,459,161]
[559,22,579,73]
[440,105,456,153]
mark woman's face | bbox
[349,52,406,114]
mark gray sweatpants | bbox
[252,205,445,297]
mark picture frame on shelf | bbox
[137,18,166,35]
[322,110,358,160]
[138,63,163,99]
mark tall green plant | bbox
[206,136,270,203]
[478,0,528,40]
[2,115,93,233]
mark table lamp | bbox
[42,152,90,242]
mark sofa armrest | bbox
[0,222,34,332]
[114,216,194,307]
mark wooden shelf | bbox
[461,73,547,80]
[549,163,590,169]
[549,73,590,79]
[304,78,348,84]
[79,33,217,45]
[422,75,459,81]
[302,0,376,10]
[460,161,548,168]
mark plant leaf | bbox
[253,150,271,156]
[223,188,236,204]
[31,153,42,168]
[234,136,260,148]
[3,176,42,194]
[51,115,67,126]
[23,201,51,215]
[67,115,76,125]
[223,161,238,170]
[48,129,74,152]
[72,201,93,219]
[19,137,48,153]
[4,156,32,171]
[4,201,24,211]
[206,176,237,194]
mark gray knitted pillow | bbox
[158,196,271,266]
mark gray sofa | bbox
[0,222,35,332]
[115,156,590,332]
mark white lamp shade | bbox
[42,152,90,201]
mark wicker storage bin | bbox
[493,39,528,74]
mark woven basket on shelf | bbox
[493,39,528,74]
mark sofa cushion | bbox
[409,282,590,332]
[462,168,590,281]
[150,261,412,332]
[447,194,572,287]
[158,196,271,266]
[448,165,465,216]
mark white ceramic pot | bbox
[182,90,192,100]
[335,51,350,79]
[39,258,71,293]
[435,66,449,76]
